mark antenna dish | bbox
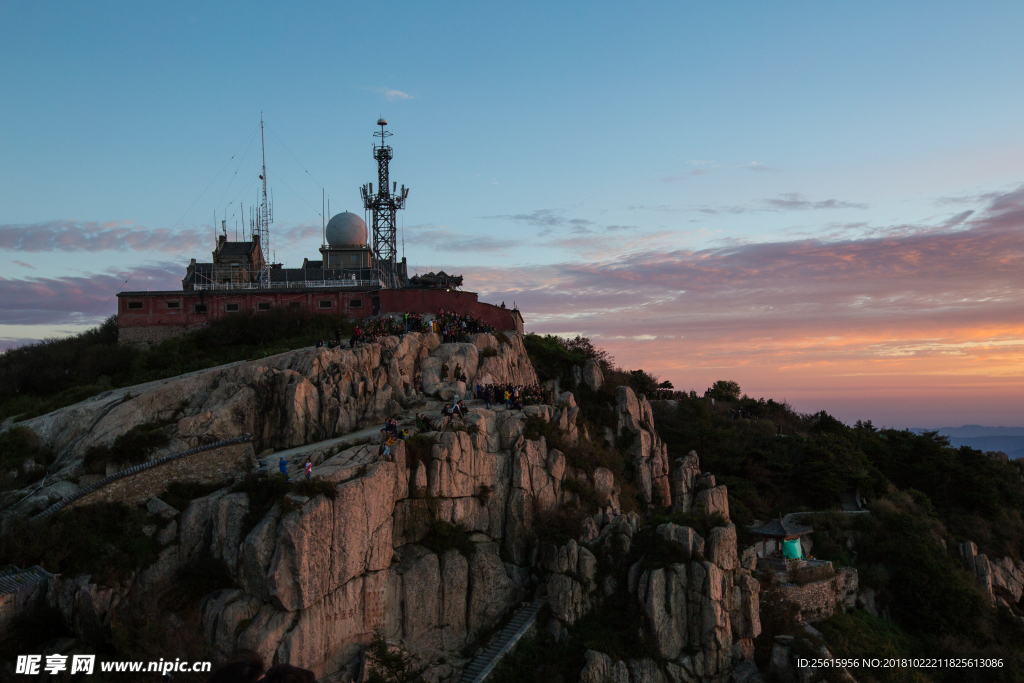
[377,118,387,126]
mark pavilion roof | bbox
[749,517,813,538]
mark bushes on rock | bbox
[0,310,354,421]
[404,434,436,469]
[82,421,171,474]
[0,502,158,586]
[291,476,337,501]
[160,552,236,612]
[160,480,226,512]
[523,415,554,440]
[233,473,291,537]
[522,333,611,384]
[0,425,53,491]
[420,519,475,558]
[365,630,426,683]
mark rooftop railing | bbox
[192,278,384,291]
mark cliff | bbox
[1,332,762,683]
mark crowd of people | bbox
[336,309,496,348]
[478,383,550,410]
[429,308,496,343]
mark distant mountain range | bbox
[911,425,1024,459]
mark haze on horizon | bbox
[1,2,1022,429]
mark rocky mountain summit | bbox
[1,332,765,683]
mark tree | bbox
[708,380,741,402]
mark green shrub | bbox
[523,415,554,440]
[420,519,475,557]
[233,473,291,537]
[522,333,610,384]
[365,630,426,683]
[0,425,52,490]
[817,610,926,683]
[0,502,159,586]
[707,380,741,402]
[160,480,227,512]
[160,553,236,612]
[291,475,338,500]
[0,310,354,421]
[532,503,587,547]
[82,421,171,473]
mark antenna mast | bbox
[361,118,409,289]
[256,113,273,285]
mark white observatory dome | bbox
[325,211,368,247]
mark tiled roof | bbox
[217,241,258,257]
[749,518,813,537]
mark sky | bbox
[1,1,1023,428]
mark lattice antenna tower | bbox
[256,113,274,285]
[360,118,408,288]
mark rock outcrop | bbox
[615,387,672,508]
[12,331,762,683]
[960,540,1024,606]
[3,332,537,520]
[543,453,759,683]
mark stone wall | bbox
[776,566,857,623]
[67,443,255,509]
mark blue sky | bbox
[3,2,1024,426]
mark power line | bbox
[268,168,323,217]
[264,123,325,190]
[214,127,260,210]
[83,122,262,325]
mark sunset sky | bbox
[2,2,1023,427]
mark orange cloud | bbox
[454,186,1024,426]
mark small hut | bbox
[750,516,815,572]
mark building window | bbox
[127,301,143,310]
[226,303,239,312]
[257,302,271,311]
[349,299,363,309]
[288,302,302,310]
[194,304,208,313]
[318,300,332,309]
[166,301,180,309]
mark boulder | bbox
[146,497,179,520]
[581,359,604,392]
[467,544,516,633]
[548,573,587,625]
[656,523,704,560]
[211,492,250,572]
[579,650,629,683]
[695,485,730,522]
[706,524,739,571]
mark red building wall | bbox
[116,287,522,345]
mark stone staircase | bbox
[459,598,547,683]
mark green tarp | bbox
[782,539,802,559]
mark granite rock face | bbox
[960,540,1024,604]
[18,331,762,683]
[561,453,761,683]
[6,332,538,519]
[615,386,672,509]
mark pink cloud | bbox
[0,220,205,252]
[0,263,182,325]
